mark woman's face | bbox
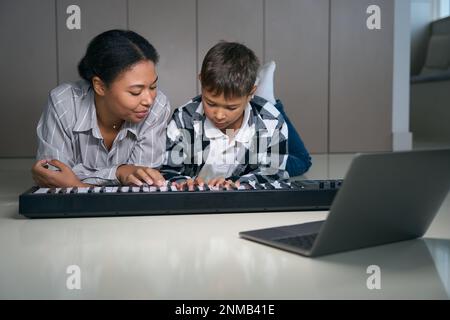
[103,60,158,123]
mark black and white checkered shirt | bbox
[162,95,289,183]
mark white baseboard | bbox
[393,131,413,151]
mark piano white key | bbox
[66,187,73,193]
[34,188,49,194]
[170,185,178,192]
[120,186,129,192]
[55,188,62,194]
[149,186,157,192]
[159,186,168,192]
[271,181,283,189]
[143,186,150,192]
[105,187,115,193]
[78,187,89,193]
[132,187,140,193]
[94,187,101,193]
[198,185,204,191]
[237,185,246,190]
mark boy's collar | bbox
[203,103,252,142]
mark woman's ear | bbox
[92,76,106,96]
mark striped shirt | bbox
[162,95,289,183]
[36,80,171,185]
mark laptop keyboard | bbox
[273,233,318,250]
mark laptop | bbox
[239,148,450,257]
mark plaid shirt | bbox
[161,95,289,183]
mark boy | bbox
[163,42,306,188]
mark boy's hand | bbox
[172,177,240,191]
[31,159,87,188]
[117,164,165,186]
[207,177,240,189]
[172,177,204,191]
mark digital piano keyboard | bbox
[19,179,343,218]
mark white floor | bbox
[0,148,449,299]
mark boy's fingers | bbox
[214,177,226,187]
[195,177,205,186]
[208,178,218,186]
[186,179,195,191]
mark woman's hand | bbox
[31,159,87,188]
[116,164,165,186]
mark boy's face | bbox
[202,87,255,132]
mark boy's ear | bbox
[249,85,257,98]
[92,76,106,96]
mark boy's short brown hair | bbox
[200,41,260,99]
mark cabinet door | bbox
[198,0,264,76]
[57,0,127,83]
[329,0,394,152]
[266,0,329,153]
[0,0,57,157]
[129,0,197,109]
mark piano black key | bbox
[291,181,311,189]
[252,183,263,190]
[241,183,253,190]
[279,181,292,189]
[263,183,275,190]
[60,188,67,194]
[70,187,78,194]
[88,186,95,193]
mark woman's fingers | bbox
[134,168,153,185]
[48,159,69,172]
[143,168,165,186]
[32,160,49,174]
[126,174,144,186]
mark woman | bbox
[31,30,170,187]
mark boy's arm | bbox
[233,119,290,184]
